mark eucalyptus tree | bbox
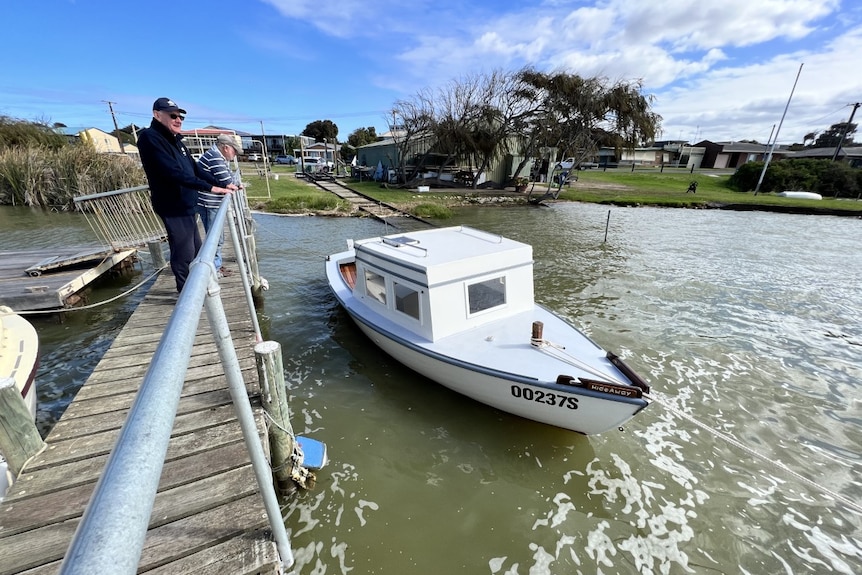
[516,69,661,193]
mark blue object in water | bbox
[297,436,328,470]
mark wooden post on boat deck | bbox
[0,377,45,477]
[254,341,298,495]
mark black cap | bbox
[152,97,187,114]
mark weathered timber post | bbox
[254,340,307,495]
[0,377,45,478]
[147,241,166,269]
[245,232,264,294]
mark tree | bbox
[813,122,857,148]
[390,90,436,184]
[388,68,660,191]
[516,69,661,197]
[302,120,338,142]
[347,127,378,149]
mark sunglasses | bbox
[168,113,185,121]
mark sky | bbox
[1,0,861,147]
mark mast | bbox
[754,63,803,196]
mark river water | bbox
[4,203,861,574]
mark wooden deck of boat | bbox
[0,246,138,311]
[0,255,281,574]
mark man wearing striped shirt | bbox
[197,134,242,277]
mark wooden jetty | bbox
[0,253,282,573]
[302,175,435,225]
[0,246,137,311]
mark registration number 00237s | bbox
[510,385,578,409]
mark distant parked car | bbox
[556,157,575,170]
[247,153,262,162]
[556,157,597,170]
[275,155,296,164]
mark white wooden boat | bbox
[325,226,651,435]
[0,306,39,497]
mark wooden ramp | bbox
[0,258,281,574]
[0,247,137,311]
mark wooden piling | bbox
[0,377,45,477]
[254,341,297,495]
[147,241,166,269]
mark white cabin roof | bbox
[354,226,533,287]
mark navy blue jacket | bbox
[138,119,218,217]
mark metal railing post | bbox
[202,275,293,569]
[226,200,262,342]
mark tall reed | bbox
[0,145,145,210]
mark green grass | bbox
[243,164,862,216]
[557,168,862,212]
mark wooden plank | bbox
[1,441,254,536]
[0,467,263,575]
[143,530,280,575]
[47,392,237,442]
[82,351,255,385]
[0,520,79,575]
[7,417,250,503]
[23,414,246,473]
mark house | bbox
[598,141,705,169]
[355,133,517,186]
[789,146,862,168]
[695,140,791,169]
[294,141,337,164]
[62,127,139,160]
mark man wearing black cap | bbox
[138,97,237,292]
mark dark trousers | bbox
[161,214,202,292]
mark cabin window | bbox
[364,270,387,305]
[467,276,506,314]
[394,282,421,320]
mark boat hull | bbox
[348,311,647,434]
[0,306,39,498]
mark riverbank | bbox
[248,165,862,218]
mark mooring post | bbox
[0,377,45,477]
[147,241,166,269]
[604,210,611,243]
[254,340,299,494]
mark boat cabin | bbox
[351,226,535,341]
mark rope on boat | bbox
[531,337,627,385]
[644,389,862,516]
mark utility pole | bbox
[831,102,860,162]
[103,100,126,154]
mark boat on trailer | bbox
[0,306,39,497]
[325,226,651,435]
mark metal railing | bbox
[73,186,167,251]
[58,191,291,573]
